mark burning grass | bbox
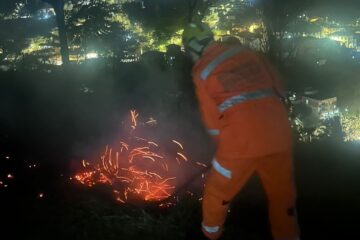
[74,110,207,206]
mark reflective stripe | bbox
[188,39,204,53]
[202,223,220,233]
[200,46,244,80]
[208,129,220,136]
[218,88,275,113]
[212,159,232,179]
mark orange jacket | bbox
[192,42,292,157]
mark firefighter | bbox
[182,23,300,240]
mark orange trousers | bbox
[202,151,300,240]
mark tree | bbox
[67,0,128,60]
[0,0,70,65]
[123,0,219,44]
[341,112,360,142]
[0,1,20,17]
[258,0,312,62]
[41,0,69,65]
[186,0,220,23]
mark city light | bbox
[249,23,261,33]
[86,52,99,59]
[341,112,360,142]
[43,14,50,19]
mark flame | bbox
[74,110,195,205]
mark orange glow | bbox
[74,110,194,205]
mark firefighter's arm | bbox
[195,83,221,144]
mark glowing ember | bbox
[74,110,200,205]
[29,164,37,169]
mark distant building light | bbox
[20,15,31,19]
[125,34,132,41]
[86,52,98,59]
[54,59,62,66]
[121,58,138,63]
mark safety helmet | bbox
[182,23,214,59]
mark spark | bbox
[196,162,208,168]
[120,141,129,150]
[177,152,188,162]
[163,162,169,172]
[143,156,156,162]
[172,140,183,149]
[146,118,157,125]
[74,110,204,205]
[130,110,139,128]
[148,141,158,147]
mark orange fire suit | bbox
[192,43,300,240]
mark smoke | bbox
[0,50,214,200]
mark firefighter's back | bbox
[195,43,292,157]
